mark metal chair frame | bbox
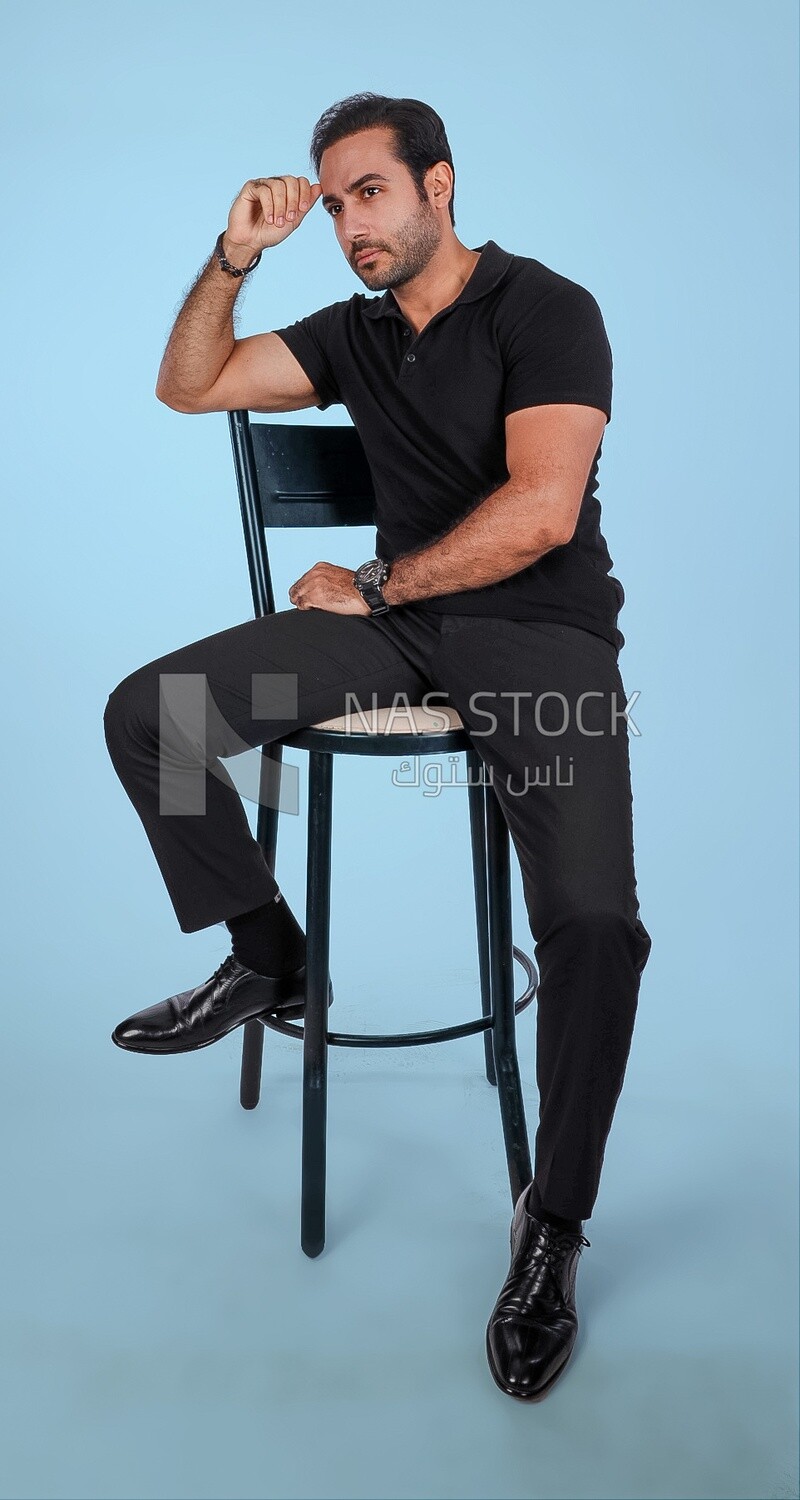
[228,410,535,1257]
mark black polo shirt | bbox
[272,238,626,651]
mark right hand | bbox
[224,175,323,262]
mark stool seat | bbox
[283,702,470,757]
[311,702,465,734]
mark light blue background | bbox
[0,2,797,1497]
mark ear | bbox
[426,159,453,208]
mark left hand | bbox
[287,562,371,615]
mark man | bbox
[104,91,652,1403]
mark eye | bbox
[327,186,382,216]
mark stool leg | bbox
[301,750,333,1258]
[466,748,496,1086]
[485,783,533,1208]
[239,1020,265,1110]
[240,744,284,1110]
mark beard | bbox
[353,199,442,290]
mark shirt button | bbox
[406,353,416,363]
[403,329,411,338]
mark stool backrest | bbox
[228,410,376,618]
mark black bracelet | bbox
[214,232,262,278]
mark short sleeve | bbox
[501,279,613,424]
[271,302,346,412]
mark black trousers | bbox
[103,601,652,1222]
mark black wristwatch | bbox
[353,557,391,615]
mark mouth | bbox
[355,248,383,266]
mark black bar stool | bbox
[228,412,535,1257]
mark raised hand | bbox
[223,175,323,264]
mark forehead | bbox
[318,126,399,188]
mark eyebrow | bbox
[321,172,390,208]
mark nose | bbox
[338,211,372,248]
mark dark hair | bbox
[309,92,456,227]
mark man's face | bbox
[319,126,443,291]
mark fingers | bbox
[228,175,323,252]
[245,175,318,227]
[289,561,322,607]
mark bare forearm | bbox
[381,478,565,606]
[155,235,252,406]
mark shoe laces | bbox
[501,1221,591,1317]
[547,1228,591,1299]
[205,953,241,1013]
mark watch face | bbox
[359,560,387,586]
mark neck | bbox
[390,235,481,333]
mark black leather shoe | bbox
[111,954,334,1055]
[486,1183,591,1401]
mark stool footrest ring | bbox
[259,945,538,1046]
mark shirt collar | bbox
[362,239,513,320]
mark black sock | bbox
[225,892,306,977]
[528,1181,583,1237]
